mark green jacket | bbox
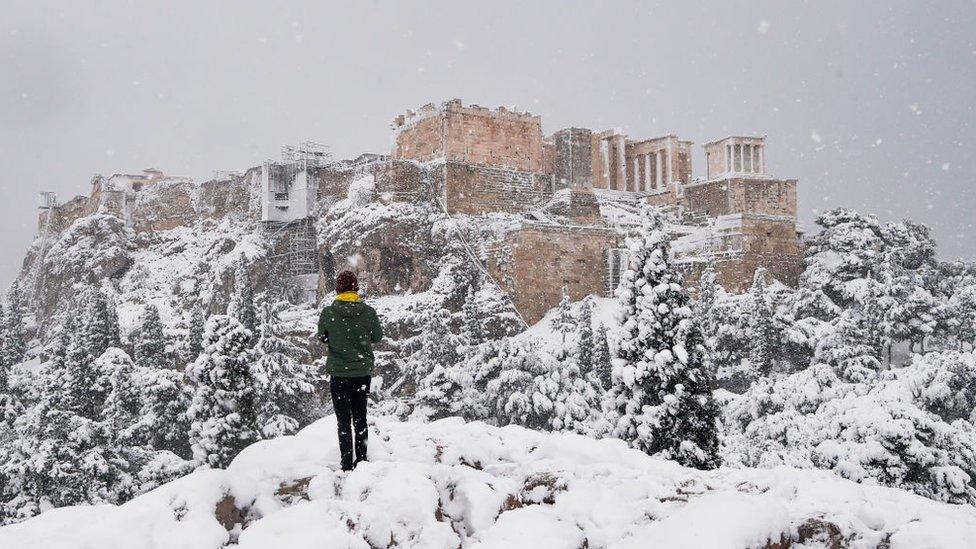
[317,298,383,377]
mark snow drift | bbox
[1,415,974,549]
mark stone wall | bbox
[677,215,804,292]
[553,128,593,190]
[39,195,93,235]
[391,114,445,163]
[682,177,797,218]
[486,223,622,324]
[131,180,198,233]
[199,167,261,221]
[442,161,553,215]
[393,100,545,172]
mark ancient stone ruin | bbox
[35,99,804,325]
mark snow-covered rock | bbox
[1,415,974,549]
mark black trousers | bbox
[330,375,370,470]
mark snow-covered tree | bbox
[51,312,112,419]
[481,339,601,434]
[551,288,575,350]
[461,285,483,348]
[1,292,28,370]
[949,276,976,350]
[133,304,169,370]
[606,205,721,469]
[228,256,257,335]
[139,367,192,459]
[693,264,719,341]
[99,348,146,447]
[184,305,206,364]
[409,308,461,382]
[815,308,883,383]
[186,315,260,468]
[748,268,777,378]
[723,354,976,505]
[253,300,318,438]
[0,298,24,430]
[803,208,887,307]
[414,361,478,421]
[412,306,474,420]
[592,323,613,390]
[576,300,595,376]
[73,289,122,373]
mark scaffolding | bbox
[38,191,58,211]
[280,141,332,169]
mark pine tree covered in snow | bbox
[184,305,206,363]
[228,256,257,335]
[253,301,318,438]
[748,268,777,378]
[414,360,478,421]
[482,339,601,434]
[139,367,192,459]
[412,309,473,421]
[1,283,28,369]
[606,206,721,469]
[0,301,22,429]
[186,315,260,468]
[52,312,112,418]
[693,265,719,343]
[99,348,147,447]
[576,300,595,376]
[0,304,6,369]
[408,308,461,383]
[551,288,576,349]
[461,285,483,348]
[133,304,169,370]
[949,274,976,350]
[0,338,144,522]
[69,290,122,377]
[592,323,613,390]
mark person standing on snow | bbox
[317,270,383,471]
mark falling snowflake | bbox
[757,19,770,34]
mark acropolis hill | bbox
[32,99,803,325]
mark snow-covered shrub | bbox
[482,339,600,434]
[722,353,976,504]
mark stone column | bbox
[643,154,651,191]
[758,146,764,174]
[655,151,663,189]
[666,140,673,185]
[632,156,639,192]
[614,135,626,191]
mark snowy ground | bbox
[1,415,974,549]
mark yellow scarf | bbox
[336,291,360,302]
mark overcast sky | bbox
[1,0,974,286]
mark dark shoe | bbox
[340,462,354,472]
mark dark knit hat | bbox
[336,270,359,293]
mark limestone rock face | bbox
[30,213,134,327]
